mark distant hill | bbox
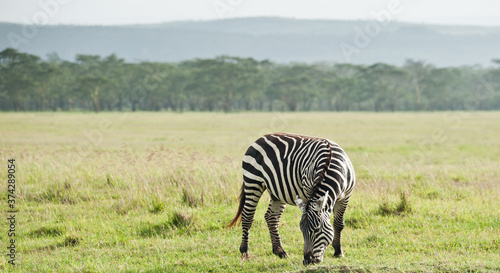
[1,17,499,66]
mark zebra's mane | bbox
[307,139,333,202]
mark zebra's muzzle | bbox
[303,251,322,266]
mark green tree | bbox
[323,64,362,111]
[422,67,460,111]
[75,54,108,112]
[269,64,318,111]
[404,59,433,111]
[234,58,264,111]
[0,48,41,111]
[362,63,406,111]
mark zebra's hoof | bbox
[277,251,288,259]
[334,253,344,258]
[241,252,250,260]
[273,246,288,258]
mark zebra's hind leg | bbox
[332,198,349,258]
[239,182,265,259]
[265,200,288,258]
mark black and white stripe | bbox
[228,133,355,265]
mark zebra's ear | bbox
[295,195,306,213]
[314,191,329,212]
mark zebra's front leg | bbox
[332,199,349,257]
[239,185,264,259]
[265,200,288,258]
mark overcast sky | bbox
[0,0,499,26]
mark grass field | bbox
[0,112,499,272]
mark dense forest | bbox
[1,48,499,112]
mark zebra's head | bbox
[295,191,333,266]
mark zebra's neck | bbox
[300,139,332,201]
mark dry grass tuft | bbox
[169,211,193,229]
[149,198,164,214]
[182,188,204,207]
[377,191,413,216]
[62,234,81,247]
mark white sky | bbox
[0,0,499,26]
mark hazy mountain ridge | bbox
[1,17,499,66]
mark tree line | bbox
[1,48,499,112]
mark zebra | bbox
[228,133,355,265]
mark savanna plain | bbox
[0,112,499,272]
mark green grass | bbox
[0,112,499,272]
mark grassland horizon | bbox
[0,112,499,272]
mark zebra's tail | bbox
[227,182,245,228]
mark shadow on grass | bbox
[295,262,500,273]
[28,226,64,237]
[30,234,82,253]
[344,217,368,229]
[296,265,371,273]
[138,211,193,237]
